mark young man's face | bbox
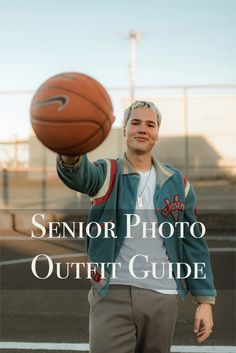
[124,107,159,154]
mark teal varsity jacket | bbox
[57,153,216,304]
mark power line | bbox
[0,85,236,95]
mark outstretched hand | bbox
[194,303,213,343]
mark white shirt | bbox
[110,165,178,294]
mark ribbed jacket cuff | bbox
[192,296,216,305]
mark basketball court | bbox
[1,223,235,353]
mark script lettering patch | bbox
[161,195,185,221]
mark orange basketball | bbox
[30,72,114,156]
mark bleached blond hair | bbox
[123,100,162,128]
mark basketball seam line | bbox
[33,118,111,151]
[36,84,111,122]
[40,72,111,111]
[59,119,111,151]
[31,118,106,124]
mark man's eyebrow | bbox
[146,120,157,124]
[131,118,156,124]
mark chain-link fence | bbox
[0,85,235,209]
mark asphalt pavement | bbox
[0,226,235,353]
[0,178,235,352]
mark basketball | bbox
[30,72,114,156]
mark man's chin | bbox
[132,147,152,155]
[127,142,155,155]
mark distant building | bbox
[28,92,236,180]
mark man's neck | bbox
[125,150,152,171]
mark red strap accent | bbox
[91,270,101,283]
[93,159,117,206]
[183,175,187,187]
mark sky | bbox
[0,0,235,140]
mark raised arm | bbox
[56,154,108,197]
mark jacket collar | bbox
[120,153,175,187]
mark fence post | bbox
[41,147,47,209]
[3,168,9,206]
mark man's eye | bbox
[132,122,138,125]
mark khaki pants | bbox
[88,285,179,353]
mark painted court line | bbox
[208,248,236,252]
[0,253,85,266]
[0,342,235,352]
[207,236,236,241]
[171,347,236,353]
[0,236,84,240]
[0,342,88,351]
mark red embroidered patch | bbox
[161,195,185,221]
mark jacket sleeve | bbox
[182,182,217,305]
[56,154,108,197]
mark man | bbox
[57,100,216,353]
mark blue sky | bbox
[0,0,235,90]
[0,0,235,140]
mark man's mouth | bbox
[135,137,148,142]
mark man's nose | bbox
[137,123,147,133]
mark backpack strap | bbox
[91,159,117,206]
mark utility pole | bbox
[183,87,189,178]
[129,31,142,103]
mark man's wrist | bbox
[60,155,80,165]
